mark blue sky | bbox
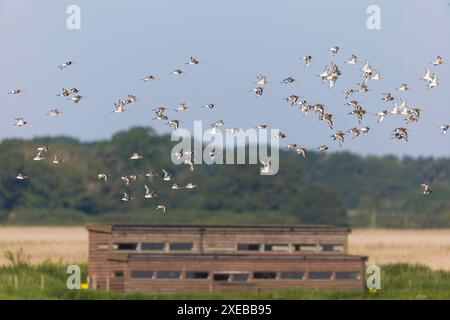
[0,0,449,156]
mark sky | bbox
[0,0,449,157]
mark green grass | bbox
[1,253,449,300]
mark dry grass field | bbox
[0,227,450,270]
[349,229,450,270]
[0,227,87,265]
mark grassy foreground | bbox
[1,251,449,300]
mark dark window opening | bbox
[115,243,138,251]
[141,243,165,251]
[169,243,193,251]
[131,271,153,279]
[186,272,209,279]
[309,272,333,280]
[114,271,124,278]
[213,274,230,281]
[321,244,334,252]
[336,272,359,280]
[237,243,260,251]
[232,274,249,282]
[253,272,277,280]
[157,271,181,279]
[280,272,305,280]
[321,244,344,252]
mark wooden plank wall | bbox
[119,257,365,293]
[109,230,348,254]
[87,226,359,293]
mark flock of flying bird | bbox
[8,48,446,208]
[254,48,444,196]
[9,57,208,213]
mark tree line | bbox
[0,127,449,228]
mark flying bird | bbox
[121,176,132,186]
[255,75,270,85]
[432,56,443,66]
[202,103,218,110]
[185,57,200,65]
[52,154,64,164]
[392,127,409,142]
[174,103,189,112]
[260,161,271,174]
[16,173,29,180]
[142,75,158,81]
[372,71,382,80]
[345,55,358,65]
[157,204,168,213]
[397,83,409,92]
[252,86,264,97]
[360,127,371,136]
[281,77,295,84]
[329,46,340,55]
[427,74,439,89]
[129,153,144,160]
[421,68,433,82]
[301,55,313,67]
[295,147,307,158]
[185,182,197,189]
[439,124,450,135]
[14,118,28,127]
[153,113,168,121]
[57,88,71,97]
[58,61,75,70]
[321,113,334,129]
[382,92,395,102]
[47,109,62,117]
[357,83,369,93]
[112,102,127,113]
[171,183,183,190]
[167,119,181,130]
[208,148,219,160]
[376,110,389,123]
[33,151,45,161]
[67,95,84,103]
[421,184,432,195]
[285,95,300,106]
[144,185,157,198]
[97,173,109,183]
[145,171,159,178]
[7,89,25,95]
[153,106,167,113]
[170,69,184,75]
[343,89,355,99]
[276,132,287,139]
[121,192,134,202]
[348,127,361,139]
[331,131,346,146]
[212,119,225,128]
[162,169,173,181]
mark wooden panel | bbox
[108,229,348,254]
[118,257,365,293]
